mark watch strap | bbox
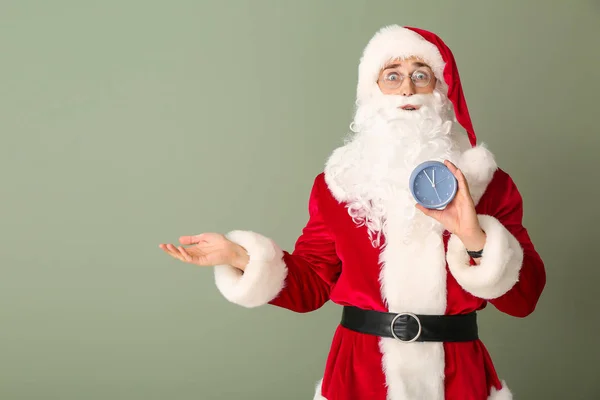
[467,249,483,258]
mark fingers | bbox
[443,159,461,179]
[159,243,172,256]
[177,246,193,262]
[159,243,188,263]
[444,160,471,197]
[167,244,185,262]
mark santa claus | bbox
[159,25,546,400]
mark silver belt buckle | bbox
[390,312,422,343]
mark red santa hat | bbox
[356,25,477,147]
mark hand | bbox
[159,233,250,271]
[415,160,486,251]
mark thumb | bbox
[179,234,206,245]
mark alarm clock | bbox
[409,160,458,209]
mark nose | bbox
[398,78,416,96]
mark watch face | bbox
[409,161,458,209]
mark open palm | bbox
[159,233,234,267]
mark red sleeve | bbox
[446,170,546,317]
[269,175,342,313]
[485,173,546,316]
[213,174,342,313]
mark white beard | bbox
[325,89,464,248]
[323,89,498,400]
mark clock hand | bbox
[433,186,442,202]
[423,170,434,186]
[432,169,435,187]
[435,176,450,184]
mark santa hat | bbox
[356,25,477,147]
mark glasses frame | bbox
[378,67,433,89]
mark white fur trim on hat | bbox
[313,379,326,400]
[488,381,513,400]
[213,230,287,308]
[357,25,446,105]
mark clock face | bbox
[409,161,458,209]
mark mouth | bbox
[400,105,420,111]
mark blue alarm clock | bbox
[409,161,458,209]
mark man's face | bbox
[376,56,437,110]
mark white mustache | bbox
[351,89,450,133]
[390,93,434,107]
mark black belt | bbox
[340,306,479,343]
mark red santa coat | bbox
[213,27,546,400]
[214,145,545,400]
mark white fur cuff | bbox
[447,215,524,300]
[213,230,287,308]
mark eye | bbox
[385,72,400,81]
[413,70,430,82]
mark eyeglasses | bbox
[378,68,432,89]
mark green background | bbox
[1,1,598,399]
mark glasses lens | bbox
[412,69,431,87]
[382,71,403,88]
